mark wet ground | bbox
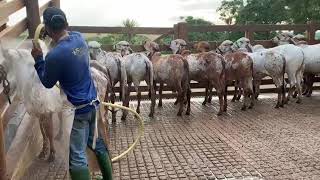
[21,94,320,180]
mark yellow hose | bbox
[33,24,45,49]
[101,102,144,162]
[33,24,144,163]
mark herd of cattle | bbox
[88,32,320,121]
[1,32,319,162]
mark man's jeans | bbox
[69,108,108,170]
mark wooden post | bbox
[25,0,41,38]
[245,21,254,42]
[0,115,6,180]
[177,22,188,41]
[173,24,178,40]
[307,20,316,45]
[0,2,7,179]
[50,0,60,7]
[0,0,7,31]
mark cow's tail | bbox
[282,54,286,96]
[144,59,154,98]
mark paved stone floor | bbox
[22,94,320,180]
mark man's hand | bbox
[31,40,43,61]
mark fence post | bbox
[0,0,7,31]
[307,20,316,45]
[245,21,254,42]
[0,114,6,180]
[0,1,7,179]
[173,24,178,39]
[25,0,41,38]
[50,0,60,7]
[177,22,188,41]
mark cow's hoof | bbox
[231,98,236,102]
[177,112,182,116]
[47,152,55,162]
[248,104,254,109]
[54,133,62,141]
[207,98,212,103]
[241,106,247,111]
[306,94,311,97]
[158,103,162,107]
[38,150,47,160]
[121,116,126,121]
[174,101,178,105]
[202,101,206,106]
[217,111,223,116]
[296,99,302,104]
[275,104,280,109]
[186,111,190,115]
[148,113,154,118]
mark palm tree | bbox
[122,19,138,42]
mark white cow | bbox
[273,33,320,97]
[115,41,155,120]
[235,37,305,104]
[88,41,126,121]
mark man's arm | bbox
[34,54,60,88]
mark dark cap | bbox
[43,7,68,31]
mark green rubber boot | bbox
[96,152,113,180]
[69,168,90,180]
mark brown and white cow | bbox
[193,41,210,53]
[180,49,226,115]
[216,40,255,111]
[144,41,191,116]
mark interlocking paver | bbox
[20,94,320,179]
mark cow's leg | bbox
[302,75,308,95]
[306,74,315,97]
[236,87,242,101]
[121,83,131,120]
[55,111,63,140]
[46,113,55,162]
[223,85,228,112]
[216,85,224,116]
[110,87,117,122]
[295,71,303,104]
[285,72,296,104]
[253,79,261,100]
[133,81,141,114]
[231,81,238,102]
[146,80,155,118]
[177,82,183,116]
[248,79,254,109]
[207,86,213,103]
[241,90,248,111]
[38,115,48,160]
[158,82,163,107]
[274,79,282,108]
[186,84,191,115]
[202,82,209,105]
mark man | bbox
[31,7,112,180]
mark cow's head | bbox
[143,41,160,58]
[170,39,187,54]
[272,32,293,45]
[233,37,253,52]
[194,41,210,53]
[216,40,234,55]
[252,44,265,52]
[87,41,102,60]
[114,41,133,57]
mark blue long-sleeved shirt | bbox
[34,31,97,114]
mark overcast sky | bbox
[9,0,224,27]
